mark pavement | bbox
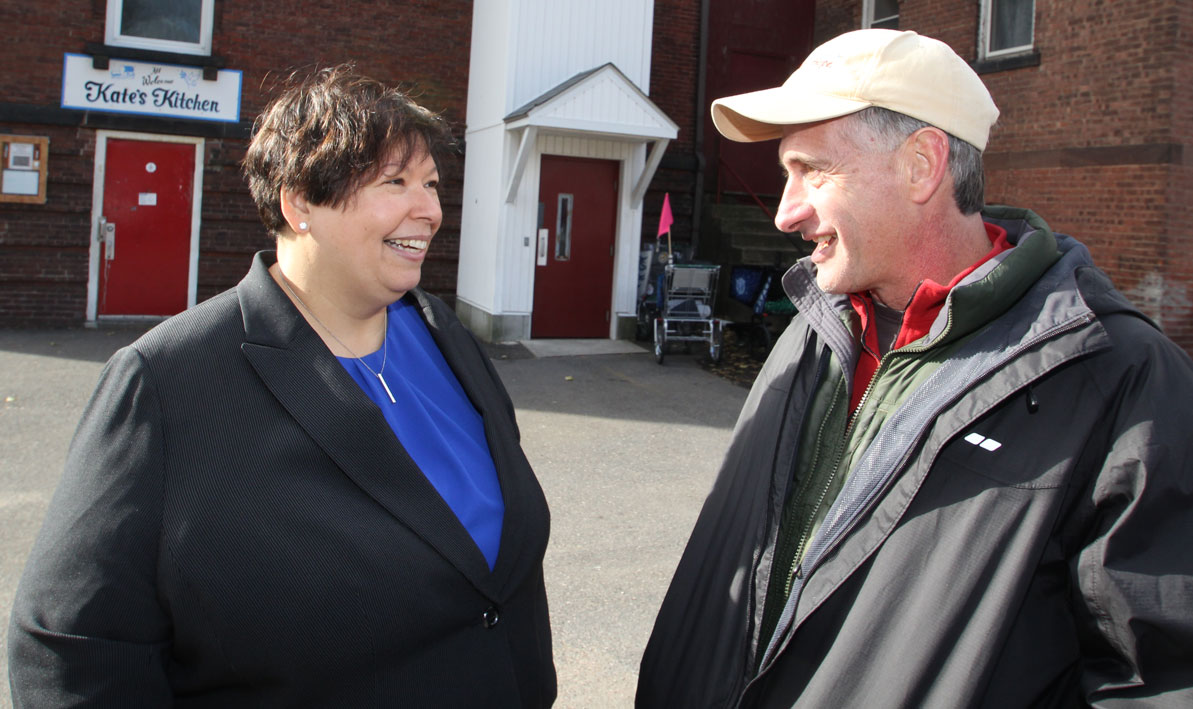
[0,326,750,708]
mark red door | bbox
[532,156,618,338]
[98,138,195,316]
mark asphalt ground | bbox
[0,326,750,707]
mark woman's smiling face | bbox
[298,146,442,309]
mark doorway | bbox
[531,155,618,338]
[90,132,202,319]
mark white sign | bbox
[8,143,34,169]
[2,170,39,195]
[138,192,157,206]
[61,53,242,123]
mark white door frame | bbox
[88,130,205,322]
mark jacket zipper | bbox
[787,354,882,586]
[774,306,954,650]
[788,294,923,585]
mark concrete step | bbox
[730,232,807,251]
[706,202,776,229]
[731,248,806,268]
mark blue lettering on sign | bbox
[83,81,148,105]
[150,88,218,113]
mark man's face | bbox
[775,118,911,305]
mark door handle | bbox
[97,216,116,260]
[536,228,548,267]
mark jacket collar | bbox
[781,206,1076,359]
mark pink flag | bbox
[656,193,674,238]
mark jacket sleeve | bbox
[1074,333,1193,706]
[7,346,174,706]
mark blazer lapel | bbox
[236,252,498,597]
[412,289,549,594]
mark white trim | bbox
[524,141,638,339]
[503,64,677,165]
[504,126,538,204]
[979,0,1036,60]
[631,139,669,208]
[88,131,205,322]
[505,115,676,141]
[105,0,215,56]
[501,65,676,206]
[861,0,899,29]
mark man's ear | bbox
[904,127,950,206]
[279,188,311,234]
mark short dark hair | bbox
[847,107,987,215]
[242,64,456,235]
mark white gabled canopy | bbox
[503,63,679,206]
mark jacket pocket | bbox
[934,380,1100,490]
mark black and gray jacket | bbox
[637,206,1193,708]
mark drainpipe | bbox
[691,0,709,257]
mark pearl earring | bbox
[298,222,308,232]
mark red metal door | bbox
[98,138,194,316]
[532,155,618,338]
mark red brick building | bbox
[3,0,1190,355]
[0,0,471,325]
[811,0,1193,351]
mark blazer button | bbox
[483,606,500,628]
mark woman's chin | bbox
[383,268,423,298]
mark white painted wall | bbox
[464,0,514,133]
[460,0,658,337]
[508,0,654,111]
[455,124,506,313]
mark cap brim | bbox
[711,86,872,143]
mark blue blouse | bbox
[337,299,505,570]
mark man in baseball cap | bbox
[638,29,1193,708]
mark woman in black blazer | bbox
[9,65,556,707]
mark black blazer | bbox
[8,252,556,707]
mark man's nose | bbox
[774,182,812,233]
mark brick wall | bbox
[0,0,472,325]
[645,0,704,253]
[0,124,96,324]
[1162,0,1193,350]
[814,0,1192,354]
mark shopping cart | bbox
[653,263,724,364]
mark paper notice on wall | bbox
[2,169,39,195]
[8,143,34,169]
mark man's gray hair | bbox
[848,107,986,215]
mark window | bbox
[863,0,899,30]
[105,0,214,56]
[555,194,573,261]
[981,0,1035,59]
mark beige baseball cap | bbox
[711,29,1000,151]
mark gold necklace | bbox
[278,274,396,404]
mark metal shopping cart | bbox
[653,262,724,364]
